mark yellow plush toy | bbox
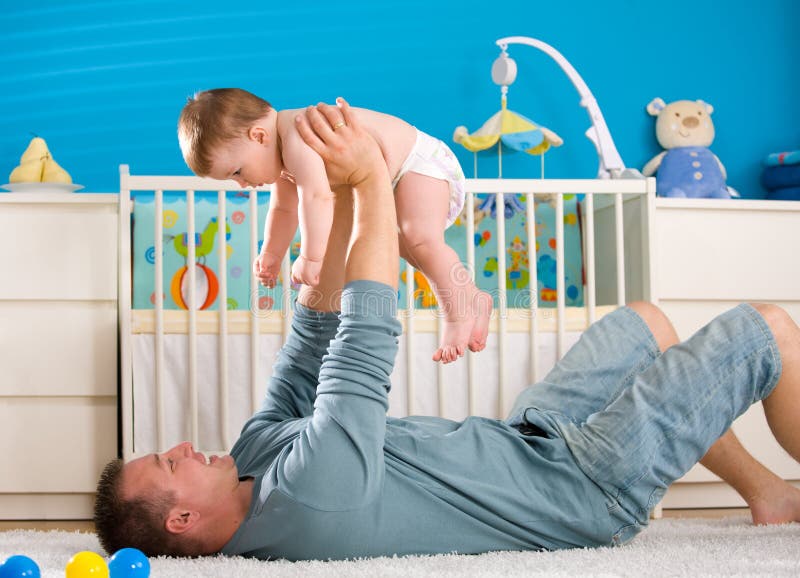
[9,136,72,184]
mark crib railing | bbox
[119,165,656,459]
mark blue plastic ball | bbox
[0,555,41,578]
[107,548,150,578]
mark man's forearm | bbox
[345,167,398,289]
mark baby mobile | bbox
[453,51,563,221]
[452,55,563,291]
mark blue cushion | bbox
[761,165,800,190]
[766,187,800,201]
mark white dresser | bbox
[600,195,800,508]
[0,193,118,519]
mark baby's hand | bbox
[253,251,282,288]
[291,255,323,287]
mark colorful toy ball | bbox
[0,555,41,578]
[108,548,150,578]
[65,551,109,578]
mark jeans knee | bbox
[627,301,678,352]
[627,301,661,319]
[749,303,797,344]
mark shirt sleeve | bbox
[267,281,401,511]
[250,303,341,423]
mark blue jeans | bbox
[507,304,782,544]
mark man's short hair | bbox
[94,458,195,556]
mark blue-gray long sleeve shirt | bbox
[221,281,617,561]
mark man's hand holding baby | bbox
[295,98,389,189]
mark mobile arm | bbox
[495,36,639,179]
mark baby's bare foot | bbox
[432,318,470,364]
[468,291,493,353]
[748,479,800,525]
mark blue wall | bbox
[2,0,798,198]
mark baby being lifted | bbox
[178,88,491,364]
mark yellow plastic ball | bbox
[65,551,109,578]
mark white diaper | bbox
[392,129,466,228]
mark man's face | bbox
[122,442,239,514]
[208,124,281,189]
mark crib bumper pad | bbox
[131,192,585,312]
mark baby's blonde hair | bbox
[177,88,273,176]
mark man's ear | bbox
[165,509,200,535]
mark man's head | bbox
[94,442,241,557]
[177,88,281,188]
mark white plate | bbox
[1,182,84,193]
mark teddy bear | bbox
[642,98,733,198]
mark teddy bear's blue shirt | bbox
[658,146,728,198]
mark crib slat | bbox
[249,189,260,414]
[187,190,199,449]
[279,186,293,341]
[154,189,166,452]
[556,194,566,358]
[495,192,507,417]
[525,193,539,383]
[436,316,445,417]
[615,192,626,306]
[584,193,597,325]
[465,191,476,415]
[217,190,230,450]
[405,260,415,416]
[644,177,658,301]
[496,153,506,417]
[281,250,292,341]
[119,167,134,458]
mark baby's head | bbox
[178,88,274,180]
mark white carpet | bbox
[2,516,798,577]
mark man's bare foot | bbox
[432,317,470,364]
[468,291,492,353]
[747,478,800,525]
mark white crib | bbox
[118,165,656,461]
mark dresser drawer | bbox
[0,396,117,493]
[655,199,800,301]
[0,301,117,396]
[0,201,117,300]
